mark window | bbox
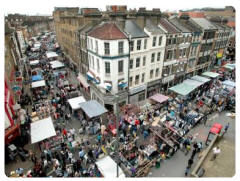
[152,36,156,47]
[158,36,162,46]
[118,41,124,54]
[130,59,133,69]
[155,68,159,77]
[144,39,147,49]
[183,48,187,57]
[143,56,146,66]
[135,75,139,85]
[130,41,134,51]
[137,40,141,50]
[104,42,110,55]
[90,39,93,50]
[179,49,183,57]
[97,58,100,73]
[136,58,140,68]
[157,52,161,61]
[105,62,110,74]
[150,70,154,79]
[151,53,155,63]
[92,56,95,70]
[166,50,172,60]
[95,40,98,53]
[173,49,177,59]
[118,60,124,73]
[141,73,145,83]
[138,93,145,102]
[129,77,133,87]
[88,55,91,68]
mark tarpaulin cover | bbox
[169,82,197,96]
[96,156,125,177]
[149,93,169,103]
[29,60,39,65]
[222,80,235,88]
[32,75,42,82]
[31,117,56,144]
[202,71,220,78]
[50,60,65,69]
[190,75,210,83]
[183,79,204,87]
[77,74,89,89]
[79,100,108,118]
[31,80,46,88]
[46,51,58,58]
[68,96,86,110]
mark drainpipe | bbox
[127,34,131,104]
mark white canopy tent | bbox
[31,80,46,88]
[68,96,86,110]
[46,51,59,59]
[50,60,65,69]
[30,117,56,144]
[96,156,125,177]
[29,60,40,66]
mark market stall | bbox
[169,82,197,97]
[46,51,58,59]
[30,117,56,144]
[31,80,46,88]
[32,75,43,82]
[96,156,125,177]
[222,80,235,88]
[201,71,220,79]
[50,60,65,69]
[190,75,210,84]
[29,60,40,66]
[67,96,86,111]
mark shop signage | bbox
[162,75,175,84]
[129,84,146,95]
[164,60,177,66]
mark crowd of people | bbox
[7,31,235,177]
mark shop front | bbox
[129,84,147,104]
[147,79,161,98]
[161,75,175,93]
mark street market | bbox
[5,28,236,178]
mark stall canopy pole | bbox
[116,95,119,178]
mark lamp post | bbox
[115,94,120,177]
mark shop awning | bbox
[32,75,43,82]
[202,71,220,78]
[100,83,112,91]
[29,60,39,65]
[50,60,65,69]
[79,100,108,119]
[149,93,169,103]
[169,82,197,96]
[31,80,46,88]
[96,156,125,178]
[223,64,234,70]
[46,51,58,58]
[30,117,56,144]
[86,71,94,81]
[183,79,204,87]
[68,96,86,110]
[222,80,235,88]
[190,75,210,83]
[118,81,127,88]
[77,74,89,89]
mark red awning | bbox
[5,124,20,145]
[149,93,169,103]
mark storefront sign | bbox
[129,84,146,95]
[162,75,175,84]
[164,60,177,66]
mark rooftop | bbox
[191,18,217,30]
[145,19,165,34]
[168,17,191,33]
[158,18,180,34]
[124,20,149,38]
[88,22,127,40]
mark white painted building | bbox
[87,22,129,112]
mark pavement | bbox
[148,111,235,177]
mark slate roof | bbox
[191,18,217,30]
[168,17,191,33]
[124,20,149,38]
[145,19,165,34]
[178,19,202,33]
[88,22,127,40]
[159,18,180,34]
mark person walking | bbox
[223,123,230,135]
[211,146,221,161]
[184,166,190,176]
[188,158,194,168]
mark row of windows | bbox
[162,63,186,75]
[215,40,228,49]
[129,68,160,86]
[217,32,230,38]
[129,52,162,69]
[89,55,124,75]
